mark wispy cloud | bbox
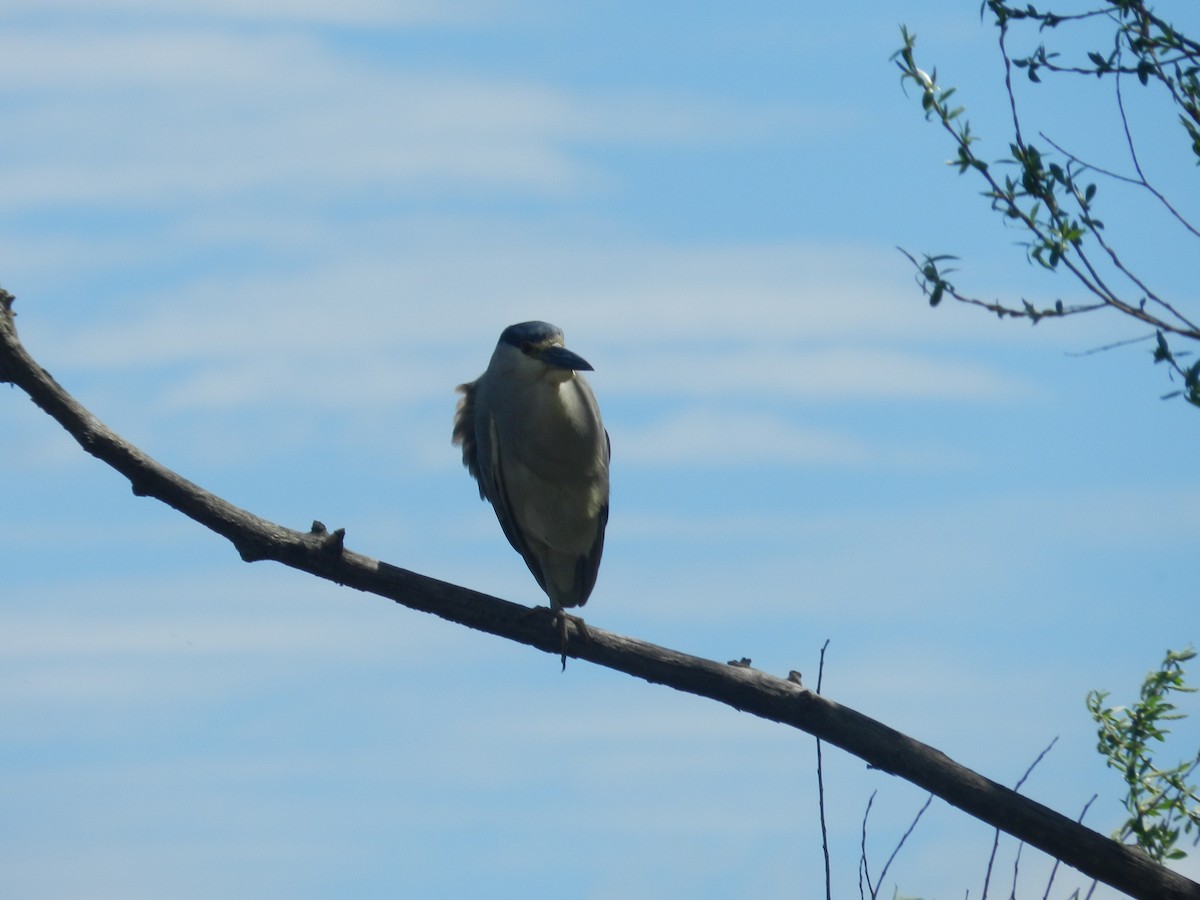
[38,236,1021,365]
[605,345,1025,401]
[616,409,874,466]
[0,0,500,28]
[0,25,820,213]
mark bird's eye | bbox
[520,342,534,353]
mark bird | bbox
[453,321,610,669]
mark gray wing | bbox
[570,428,610,607]
[452,380,486,499]
[480,405,555,597]
[455,378,550,592]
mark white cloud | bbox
[0,0,497,27]
[0,65,592,206]
[616,409,873,466]
[36,235,1020,365]
[0,26,818,211]
[0,570,475,708]
[604,344,1024,400]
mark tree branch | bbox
[1,288,1197,900]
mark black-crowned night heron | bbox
[453,321,610,669]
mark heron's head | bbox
[495,321,594,381]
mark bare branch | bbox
[1112,69,1200,240]
[1,289,1198,900]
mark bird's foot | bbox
[557,610,590,671]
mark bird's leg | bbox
[558,611,568,671]
[518,605,590,669]
[556,609,591,671]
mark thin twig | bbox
[1010,840,1025,899]
[877,793,935,896]
[1111,67,1200,239]
[1065,332,1157,357]
[1015,737,1059,792]
[984,825,1002,900]
[1000,22,1026,151]
[817,639,833,900]
[1037,132,1142,187]
[860,790,878,900]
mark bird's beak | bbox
[539,345,594,372]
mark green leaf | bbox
[1154,331,1173,363]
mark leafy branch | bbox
[1088,647,1200,863]
[989,0,1200,162]
[893,2,1200,408]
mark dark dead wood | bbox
[1,288,1195,900]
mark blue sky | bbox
[2,2,1199,898]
